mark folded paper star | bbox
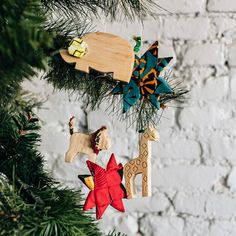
[112,41,173,113]
[83,153,126,220]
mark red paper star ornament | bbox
[83,153,126,219]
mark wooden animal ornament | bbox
[65,117,111,163]
[60,32,134,83]
[124,126,159,198]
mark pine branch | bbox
[0,89,101,235]
[47,53,188,131]
[104,72,189,132]
[0,176,101,236]
[0,0,53,105]
[42,0,162,22]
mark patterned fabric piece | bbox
[78,175,94,190]
[83,153,126,220]
[112,41,173,112]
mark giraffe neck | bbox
[139,134,151,161]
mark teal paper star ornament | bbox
[112,41,173,113]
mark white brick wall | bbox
[23,0,236,235]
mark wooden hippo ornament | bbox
[60,32,134,83]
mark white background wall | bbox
[24,0,236,235]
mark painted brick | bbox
[231,69,236,99]
[154,0,205,14]
[209,17,236,39]
[229,43,236,66]
[208,0,236,12]
[193,76,229,101]
[175,191,236,218]
[184,217,209,236]
[140,215,184,236]
[227,167,236,189]
[153,165,228,189]
[124,191,170,213]
[209,220,236,236]
[183,43,224,66]
[178,104,227,131]
[174,191,207,216]
[206,193,236,218]
[153,138,202,163]
[209,133,236,164]
[163,17,209,40]
[142,18,163,40]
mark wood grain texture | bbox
[65,127,111,163]
[124,127,159,198]
[60,32,134,83]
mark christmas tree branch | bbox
[42,0,161,21]
[0,176,101,235]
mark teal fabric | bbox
[112,41,173,113]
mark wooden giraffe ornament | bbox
[124,126,159,198]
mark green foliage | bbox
[42,0,161,21]
[0,176,101,236]
[46,52,117,110]
[0,0,103,234]
[106,74,188,131]
[0,97,101,235]
[0,0,54,105]
[0,101,50,191]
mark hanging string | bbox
[133,36,142,53]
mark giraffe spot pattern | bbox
[125,165,130,171]
[133,166,138,172]
[124,128,157,199]
[142,143,147,148]
[143,175,147,182]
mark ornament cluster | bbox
[58,32,185,131]
[60,31,187,219]
[65,118,159,220]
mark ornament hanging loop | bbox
[133,36,142,53]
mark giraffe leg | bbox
[125,175,135,199]
[142,169,151,197]
[124,165,136,199]
[128,175,136,199]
